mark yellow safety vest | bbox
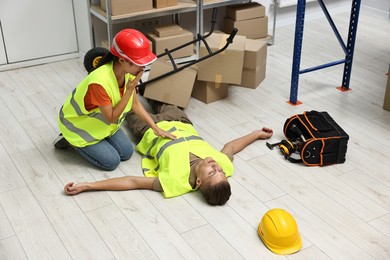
[58,62,134,147]
[136,121,234,198]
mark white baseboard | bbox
[0,52,80,72]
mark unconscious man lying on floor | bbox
[64,101,273,205]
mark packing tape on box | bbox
[214,74,222,84]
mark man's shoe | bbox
[53,134,70,149]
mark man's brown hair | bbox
[200,180,231,206]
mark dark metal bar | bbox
[199,33,212,54]
[138,28,238,89]
[317,0,347,54]
[203,7,218,38]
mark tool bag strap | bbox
[285,154,303,164]
[284,111,341,140]
[300,137,347,166]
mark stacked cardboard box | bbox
[153,0,177,9]
[197,32,246,85]
[240,39,268,89]
[383,65,390,111]
[144,59,197,108]
[145,32,268,106]
[147,24,194,59]
[191,64,229,104]
[224,2,268,39]
[191,80,229,104]
[101,0,153,16]
[189,32,245,104]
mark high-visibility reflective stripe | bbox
[66,88,111,125]
[69,88,82,115]
[156,137,186,159]
[59,83,130,143]
[88,111,110,124]
[144,126,177,158]
[59,106,97,143]
[156,136,203,160]
[142,167,151,174]
[145,136,160,159]
[141,156,159,173]
[141,125,204,174]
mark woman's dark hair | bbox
[95,52,118,70]
[200,180,231,206]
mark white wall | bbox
[0,0,80,71]
[73,0,94,56]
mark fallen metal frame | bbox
[137,8,238,94]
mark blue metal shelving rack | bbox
[289,0,362,105]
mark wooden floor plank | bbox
[0,187,71,260]
[9,149,114,259]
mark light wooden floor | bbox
[0,7,389,260]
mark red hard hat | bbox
[110,29,156,66]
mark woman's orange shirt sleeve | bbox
[84,83,111,111]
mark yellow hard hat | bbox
[258,208,302,255]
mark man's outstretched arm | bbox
[64,176,157,195]
[220,127,273,161]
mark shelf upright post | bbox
[269,0,280,46]
[289,0,361,104]
[289,0,307,105]
[340,0,361,90]
[196,0,204,60]
[106,0,114,47]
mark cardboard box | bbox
[240,67,265,89]
[153,0,177,9]
[191,79,229,104]
[224,16,268,39]
[144,60,197,108]
[383,65,390,111]
[152,24,183,37]
[101,0,153,16]
[198,33,246,85]
[243,39,267,70]
[147,29,194,59]
[240,39,267,89]
[226,2,266,21]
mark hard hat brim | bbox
[259,231,302,255]
[129,53,157,67]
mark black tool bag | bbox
[283,111,349,166]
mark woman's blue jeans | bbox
[74,128,134,171]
